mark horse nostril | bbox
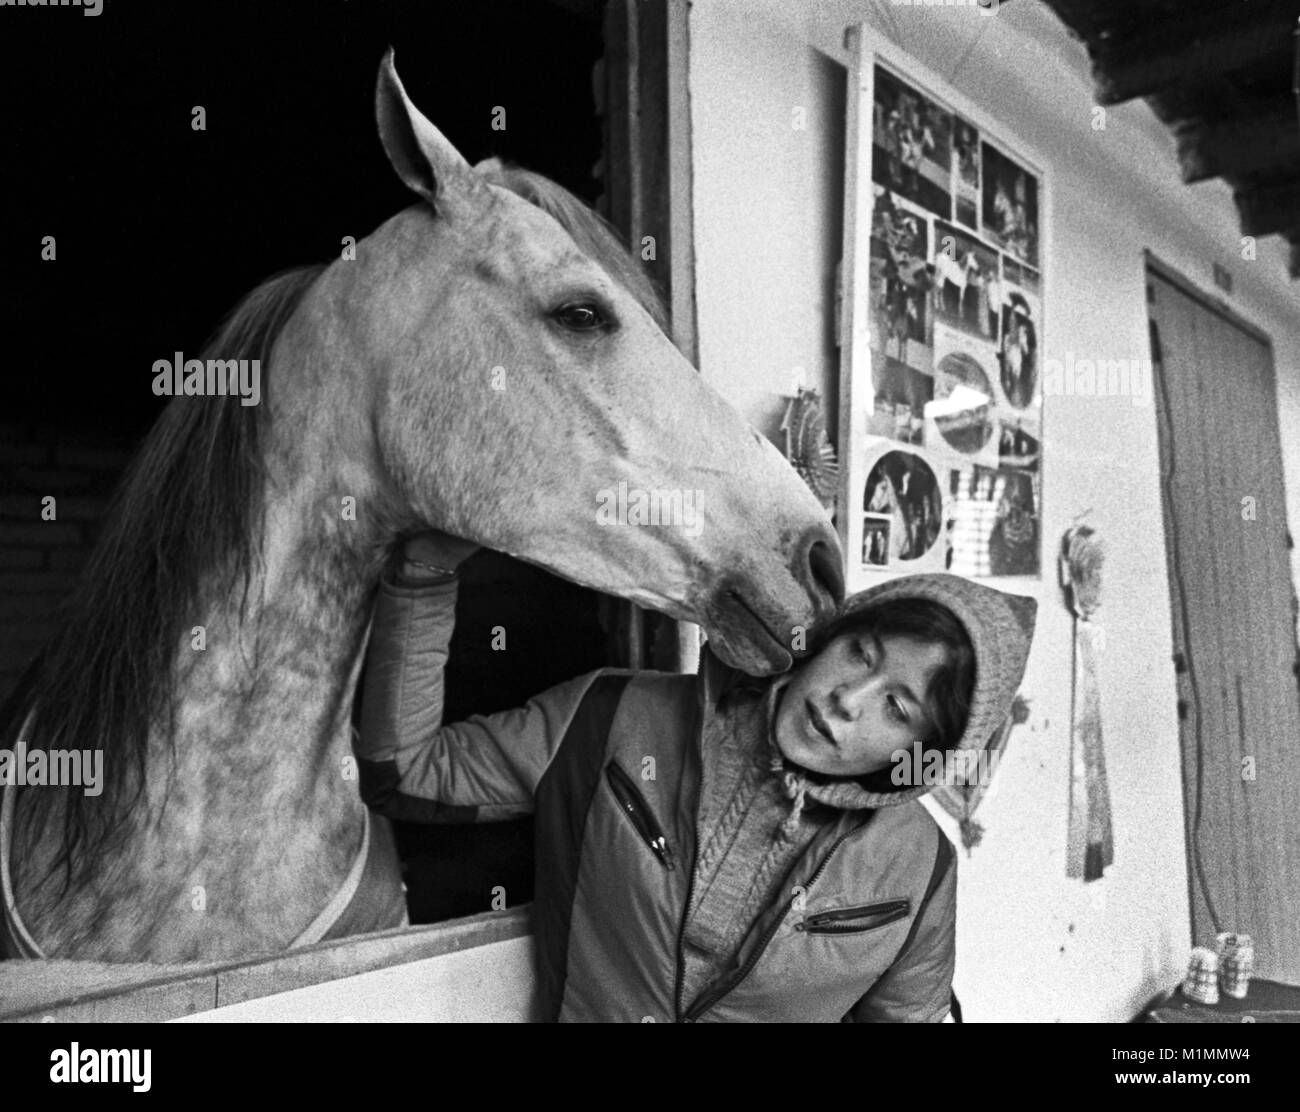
[805,533,845,612]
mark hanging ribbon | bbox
[1062,521,1114,881]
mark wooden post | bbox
[1090,2,1297,106]
[598,0,697,673]
[1234,175,1300,238]
[1176,106,1300,184]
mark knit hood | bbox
[702,573,1037,822]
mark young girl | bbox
[356,532,1036,1022]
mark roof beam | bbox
[1235,175,1300,237]
[542,0,603,18]
[1177,106,1300,183]
[1091,2,1297,106]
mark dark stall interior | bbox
[0,0,618,923]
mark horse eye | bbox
[553,303,606,331]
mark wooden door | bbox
[1147,258,1300,983]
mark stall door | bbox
[1147,261,1300,984]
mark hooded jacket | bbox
[355,572,1036,1023]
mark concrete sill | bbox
[0,904,533,1023]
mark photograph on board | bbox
[862,513,892,568]
[870,350,934,446]
[952,115,981,231]
[981,140,1039,267]
[869,186,934,370]
[926,323,1000,465]
[864,445,945,566]
[998,288,1041,410]
[872,65,953,219]
[932,221,998,341]
[998,415,1041,472]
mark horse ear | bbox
[375,49,489,217]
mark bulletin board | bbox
[838,27,1046,590]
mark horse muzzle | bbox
[700,522,844,677]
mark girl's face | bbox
[774,630,950,778]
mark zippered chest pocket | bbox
[794,897,910,935]
[605,760,676,871]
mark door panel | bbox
[1148,264,1300,984]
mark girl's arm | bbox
[355,534,610,822]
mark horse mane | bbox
[474,157,670,330]
[6,264,326,890]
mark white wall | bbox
[689,11,846,442]
[688,0,1300,1021]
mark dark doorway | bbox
[0,0,617,923]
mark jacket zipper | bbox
[681,821,867,1022]
[605,761,676,871]
[794,897,910,934]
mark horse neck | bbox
[172,408,385,792]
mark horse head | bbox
[324,52,843,674]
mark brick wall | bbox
[0,423,137,703]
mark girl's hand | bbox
[398,529,481,577]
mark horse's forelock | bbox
[473,158,669,333]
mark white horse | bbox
[0,53,844,963]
